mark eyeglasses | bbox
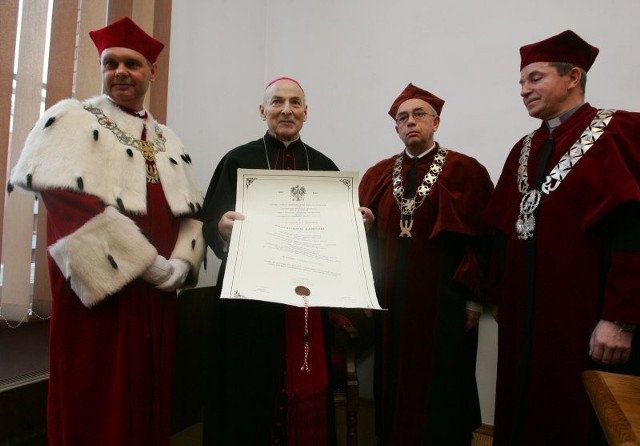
[395,110,437,125]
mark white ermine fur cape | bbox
[8,95,206,306]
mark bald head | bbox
[259,79,308,142]
[262,78,306,105]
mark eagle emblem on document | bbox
[290,185,306,201]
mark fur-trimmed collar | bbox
[9,95,203,215]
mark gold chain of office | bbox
[83,103,167,161]
[392,146,448,237]
[83,103,168,182]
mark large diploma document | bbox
[220,169,381,309]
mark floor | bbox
[171,401,377,446]
[473,427,494,446]
[170,402,493,446]
[171,423,202,446]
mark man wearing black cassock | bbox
[201,77,359,445]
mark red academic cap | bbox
[89,17,165,63]
[388,83,445,119]
[519,30,599,72]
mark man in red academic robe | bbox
[8,17,205,446]
[359,84,494,445]
[484,30,640,445]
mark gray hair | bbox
[550,61,587,92]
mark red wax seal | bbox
[295,286,310,296]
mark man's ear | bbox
[567,66,582,90]
[149,62,158,82]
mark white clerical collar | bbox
[546,103,583,131]
[405,142,436,159]
[267,131,300,148]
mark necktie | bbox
[534,136,555,189]
[405,156,419,197]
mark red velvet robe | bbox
[484,104,640,445]
[9,95,205,446]
[359,146,493,445]
[44,185,179,446]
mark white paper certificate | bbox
[220,169,381,309]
